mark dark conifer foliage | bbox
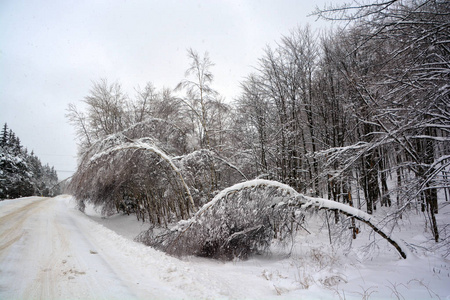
[0,123,59,199]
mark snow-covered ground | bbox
[0,195,448,299]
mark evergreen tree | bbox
[0,123,59,199]
[0,123,8,147]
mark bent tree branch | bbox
[300,194,408,259]
[187,179,410,259]
[89,138,195,211]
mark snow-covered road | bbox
[0,196,143,299]
[0,196,279,299]
[0,196,213,299]
[1,196,448,299]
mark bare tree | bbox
[69,135,195,224]
[66,103,92,151]
[175,48,218,150]
[314,0,450,241]
[67,79,128,154]
[175,49,223,191]
[235,26,322,193]
[83,79,128,138]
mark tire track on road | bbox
[0,196,138,299]
[0,198,49,254]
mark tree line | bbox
[0,123,59,199]
[68,0,449,245]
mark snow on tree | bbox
[226,1,449,248]
[174,148,248,207]
[312,0,450,242]
[69,132,195,224]
[69,122,251,224]
[67,79,190,156]
[137,179,409,260]
[175,48,218,150]
[67,14,448,260]
[122,117,189,156]
[0,123,59,199]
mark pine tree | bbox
[0,123,8,147]
[0,124,59,199]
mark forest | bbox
[0,123,59,199]
[67,0,449,259]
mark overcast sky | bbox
[0,0,342,181]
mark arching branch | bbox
[88,138,195,211]
[299,194,409,259]
[172,179,409,259]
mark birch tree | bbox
[176,48,218,150]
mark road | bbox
[1,196,447,299]
[0,196,183,299]
[0,196,281,300]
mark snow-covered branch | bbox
[88,138,195,211]
[143,179,410,259]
